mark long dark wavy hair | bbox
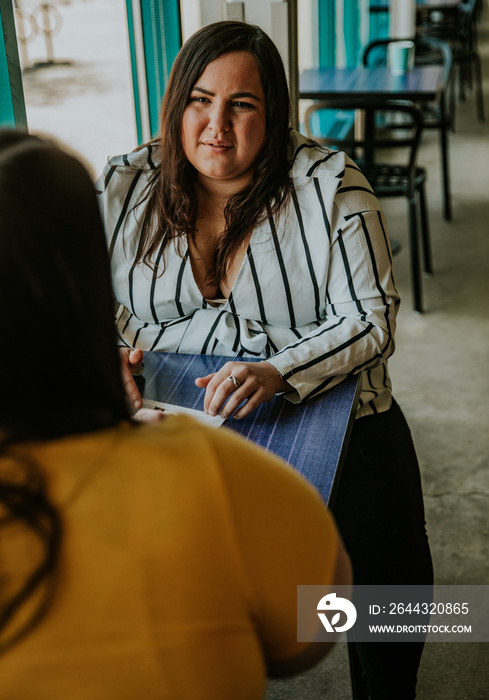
[0,130,131,652]
[135,20,293,285]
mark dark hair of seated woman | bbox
[0,130,131,652]
[134,20,293,284]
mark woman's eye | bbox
[190,96,210,104]
[233,101,253,109]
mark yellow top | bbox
[0,416,339,700]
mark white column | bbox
[389,0,416,39]
[358,0,370,51]
[180,0,202,40]
[335,0,346,67]
[181,0,298,127]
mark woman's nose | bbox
[207,104,231,134]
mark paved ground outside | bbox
[16,0,137,177]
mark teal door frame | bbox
[0,0,27,128]
[316,0,374,68]
[125,0,182,144]
[317,0,335,67]
[343,0,360,65]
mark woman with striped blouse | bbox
[98,21,433,699]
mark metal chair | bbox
[450,0,485,123]
[418,0,485,126]
[362,36,453,221]
[304,99,432,313]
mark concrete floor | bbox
[267,10,489,700]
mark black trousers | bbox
[330,399,434,700]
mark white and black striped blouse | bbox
[97,130,400,418]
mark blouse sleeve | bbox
[95,145,158,259]
[266,149,399,403]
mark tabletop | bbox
[369,0,461,12]
[138,351,361,504]
[416,0,461,8]
[299,64,443,103]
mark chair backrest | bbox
[362,36,453,92]
[303,99,425,187]
[415,0,478,53]
[457,0,479,51]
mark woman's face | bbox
[181,51,267,192]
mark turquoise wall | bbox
[125,0,181,143]
[316,0,389,68]
[0,0,27,128]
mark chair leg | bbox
[449,72,457,132]
[440,119,452,220]
[419,184,433,276]
[473,54,485,122]
[408,196,423,313]
[459,59,467,101]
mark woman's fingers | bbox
[124,374,143,411]
[194,373,215,389]
[133,407,167,423]
[201,367,238,414]
[198,361,284,419]
[119,347,143,411]
[128,348,144,374]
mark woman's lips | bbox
[202,140,232,150]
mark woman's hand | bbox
[195,360,291,420]
[119,347,144,411]
[132,407,167,423]
[120,348,167,424]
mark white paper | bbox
[142,399,225,428]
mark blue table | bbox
[300,64,443,103]
[139,352,361,504]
